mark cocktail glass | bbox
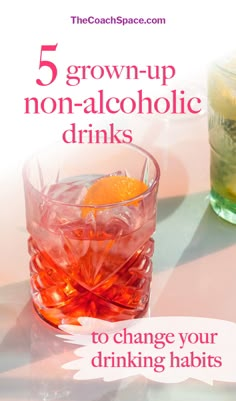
[23,143,160,327]
[208,53,236,224]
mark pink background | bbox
[0,0,236,400]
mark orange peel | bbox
[81,175,148,216]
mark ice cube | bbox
[40,172,133,235]
[40,181,88,232]
[60,212,96,240]
[40,202,82,233]
[45,182,88,205]
[96,205,142,237]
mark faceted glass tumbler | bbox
[23,143,160,327]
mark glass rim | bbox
[213,54,236,78]
[23,143,160,209]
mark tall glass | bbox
[208,53,236,224]
[23,143,160,327]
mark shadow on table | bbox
[0,289,152,400]
[176,203,236,268]
[157,194,186,223]
[0,285,117,400]
[0,374,153,401]
[0,281,158,401]
[0,280,79,375]
[155,189,236,273]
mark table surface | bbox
[1,110,236,401]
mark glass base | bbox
[210,189,236,225]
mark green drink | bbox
[208,54,236,224]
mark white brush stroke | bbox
[57,316,236,385]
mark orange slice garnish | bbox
[82,175,148,215]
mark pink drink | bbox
[23,144,160,327]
